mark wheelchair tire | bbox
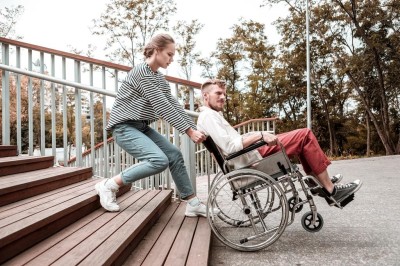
[288,196,303,213]
[301,211,324,232]
[207,169,289,251]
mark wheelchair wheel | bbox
[301,211,324,232]
[288,196,303,213]
[207,169,289,251]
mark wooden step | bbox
[0,155,54,176]
[0,146,18,157]
[0,178,131,264]
[0,166,93,206]
[124,201,212,266]
[3,189,172,265]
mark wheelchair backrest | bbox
[203,136,230,174]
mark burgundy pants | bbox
[257,128,331,175]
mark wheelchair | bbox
[203,136,347,251]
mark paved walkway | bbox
[195,155,400,266]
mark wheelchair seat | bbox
[203,136,294,179]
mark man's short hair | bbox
[201,79,226,92]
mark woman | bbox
[95,33,208,217]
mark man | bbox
[197,79,362,206]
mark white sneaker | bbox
[185,198,220,217]
[95,179,120,212]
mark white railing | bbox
[0,37,200,196]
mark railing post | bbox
[51,54,57,164]
[74,60,83,166]
[62,57,68,165]
[40,52,45,155]
[16,47,22,153]
[1,43,10,145]
[28,50,33,155]
[102,66,109,177]
[182,133,196,194]
[89,64,96,173]
[189,86,194,111]
[113,69,121,176]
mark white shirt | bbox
[197,106,262,169]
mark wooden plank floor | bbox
[123,201,212,266]
[0,166,93,206]
[0,146,213,265]
[3,189,173,265]
[0,155,54,176]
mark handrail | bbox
[0,37,202,88]
[233,117,278,129]
[0,63,201,119]
[0,63,117,97]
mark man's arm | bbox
[242,131,278,148]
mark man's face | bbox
[204,84,226,112]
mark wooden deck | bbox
[0,146,212,265]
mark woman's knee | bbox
[168,146,184,163]
[151,153,169,171]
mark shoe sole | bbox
[94,183,120,212]
[328,180,363,206]
[185,212,206,218]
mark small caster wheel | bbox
[301,211,324,232]
[288,196,303,213]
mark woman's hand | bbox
[262,132,278,146]
[186,128,206,143]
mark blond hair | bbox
[143,33,175,58]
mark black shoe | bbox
[310,174,343,196]
[330,174,343,184]
[326,180,362,206]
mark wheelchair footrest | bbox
[337,193,355,208]
[327,193,355,208]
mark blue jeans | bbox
[113,121,194,199]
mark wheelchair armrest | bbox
[225,140,267,161]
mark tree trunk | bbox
[347,71,394,154]
[365,111,371,156]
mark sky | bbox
[1,0,288,82]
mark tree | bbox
[91,0,177,67]
[230,20,277,121]
[173,19,204,80]
[0,5,24,39]
[172,19,203,106]
[263,0,400,155]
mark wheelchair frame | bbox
[203,136,331,251]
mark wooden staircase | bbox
[0,146,211,265]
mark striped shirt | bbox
[106,62,196,133]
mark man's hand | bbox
[262,132,278,146]
[186,128,206,143]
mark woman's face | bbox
[155,43,175,69]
